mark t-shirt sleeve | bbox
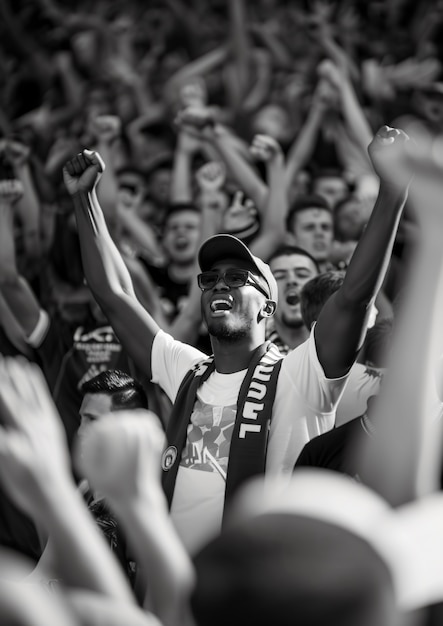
[283,323,351,414]
[151,330,207,402]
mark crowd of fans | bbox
[2,0,443,624]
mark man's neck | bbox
[274,321,309,351]
[211,336,266,374]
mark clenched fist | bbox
[63,149,105,196]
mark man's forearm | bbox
[73,189,136,301]
[340,183,407,307]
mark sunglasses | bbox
[197,268,269,298]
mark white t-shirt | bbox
[335,363,384,427]
[151,327,349,554]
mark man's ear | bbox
[261,300,277,318]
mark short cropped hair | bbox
[268,245,320,273]
[81,370,148,411]
[286,194,331,232]
[300,271,345,330]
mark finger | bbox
[83,150,105,173]
[232,190,244,206]
[63,160,76,177]
[71,155,85,176]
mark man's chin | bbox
[282,314,305,329]
[206,320,252,342]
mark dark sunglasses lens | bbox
[199,272,218,290]
[225,269,248,287]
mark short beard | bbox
[207,316,253,342]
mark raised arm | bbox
[248,134,288,261]
[77,412,195,626]
[0,178,41,337]
[0,357,135,604]
[63,150,160,378]
[355,136,443,506]
[284,86,326,191]
[176,107,268,212]
[315,126,410,379]
[4,140,42,269]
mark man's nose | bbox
[214,274,230,290]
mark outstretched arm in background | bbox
[249,134,287,261]
[315,126,411,378]
[176,107,268,212]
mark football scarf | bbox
[161,341,283,514]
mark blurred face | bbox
[71,30,97,67]
[252,105,290,145]
[116,171,146,211]
[162,210,201,264]
[290,209,334,263]
[78,392,113,439]
[200,259,266,341]
[270,253,318,328]
[149,168,172,206]
[335,198,373,242]
[312,176,348,209]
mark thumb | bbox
[83,149,105,174]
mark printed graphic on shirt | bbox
[72,325,123,390]
[180,399,236,480]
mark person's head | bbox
[191,473,400,626]
[311,168,349,209]
[286,195,334,265]
[198,235,278,343]
[300,270,345,330]
[162,204,202,265]
[268,246,319,329]
[78,370,147,436]
[251,104,292,147]
[334,195,374,242]
[116,165,148,212]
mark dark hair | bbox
[81,370,148,410]
[363,318,393,368]
[300,271,345,329]
[268,245,320,273]
[165,202,201,222]
[286,195,332,232]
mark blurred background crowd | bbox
[2,1,443,623]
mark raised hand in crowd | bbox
[0,357,134,603]
[76,411,195,626]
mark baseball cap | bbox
[219,470,443,615]
[198,234,278,305]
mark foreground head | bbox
[191,472,403,626]
[79,369,148,435]
[286,195,334,265]
[268,246,319,329]
[198,235,278,343]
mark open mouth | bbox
[285,293,299,306]
[210,297,233,312]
